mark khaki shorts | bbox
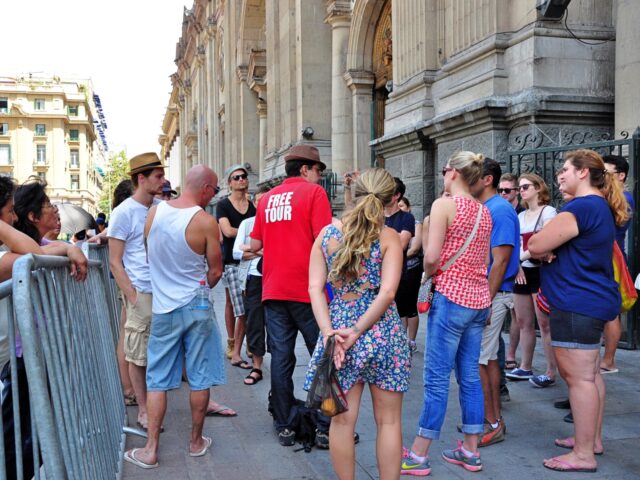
[123,290,152,366]
[478,292,513,365]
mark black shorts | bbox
[395,265,422,318]
[513,266,540,295]
[550,308,605,349]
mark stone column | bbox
[325,1,353,175]
[257,98,268,181]
[615,0,640,136]
[345,70,375,172]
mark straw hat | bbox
[128,152,166,176]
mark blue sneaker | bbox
[442,441,482,472]
[506,368,533,380]
[529,374,556,388]
[401,447,431,476]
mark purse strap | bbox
[532,206,546,232]
[440,203,484,273]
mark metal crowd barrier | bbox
[83,243,121,347]
[11,254,126,479]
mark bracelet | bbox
[351,324,361,334]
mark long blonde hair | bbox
[565,149,630,226]
[329,168,396,282]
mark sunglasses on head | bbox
[230,173,248,181]
[518,184,534,191]
[497,188,516,194]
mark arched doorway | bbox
[371,0,392,167]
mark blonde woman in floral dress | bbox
[305,168,411,480]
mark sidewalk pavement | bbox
[123,284,640,479]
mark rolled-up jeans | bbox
[417,292,489,439]
[264,300,330,433]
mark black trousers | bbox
[244,275,266,357]
[2,357,38,480]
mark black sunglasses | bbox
[230,173,248,181]
[206,184,221,195]
[497,188,516,194]
[518,184,534,191]
[442,167,454,177]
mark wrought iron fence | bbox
[506,128,640,348]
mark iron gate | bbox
[506,128,640,349]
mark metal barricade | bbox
[83,243,121,347]
[12,254,126,479]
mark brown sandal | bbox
[244,368,263,386]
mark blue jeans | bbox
[417,292,488,439]
[264,300,330,432]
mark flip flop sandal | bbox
[543,457,597,473]
[554,438,603,455]
[231,360,252,370]
[505,360,518,370]
[600,367,619,374]
[124,448,158,469]
[206,404,238,417]
[189,436,213,457]
[244,368,263,386]
[124,394,138,406]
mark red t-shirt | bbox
[251,177,332,303]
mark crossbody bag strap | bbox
[439,203,484,273]
[532,206,546,232]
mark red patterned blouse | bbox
[434,196,492,309]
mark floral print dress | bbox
[304,225,411,394]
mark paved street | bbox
[123,284,640,479]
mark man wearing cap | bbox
[108,152,165,430]
[159,180,178,201]
[216,164,255,370]
[250,144,332,447]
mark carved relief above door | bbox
[371,0,391,165]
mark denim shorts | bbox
[146,296,226,391]
[550,308,605,350]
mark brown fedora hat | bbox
[284,144,326,170]
[128,152,166,176]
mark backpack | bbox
[268,391,319,453]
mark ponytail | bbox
[329,168,396,282]
[603,171,630,227]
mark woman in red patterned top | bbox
[401,151,492,476]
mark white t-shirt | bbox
[519,205,557,268]
[108,197,160,293]
[233,216,262,292]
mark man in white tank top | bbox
[124,165,224,469]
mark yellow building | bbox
[0,74,107,215]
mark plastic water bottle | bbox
[194,280,210,309]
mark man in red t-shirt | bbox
[250,144,332,447]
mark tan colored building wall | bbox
[0,75,107,215]
[160,0,627,219]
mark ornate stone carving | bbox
[372,0,392,90]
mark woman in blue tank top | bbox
[529,149,629,474]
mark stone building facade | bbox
[160,0,635,220]
[0,74,108,215]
